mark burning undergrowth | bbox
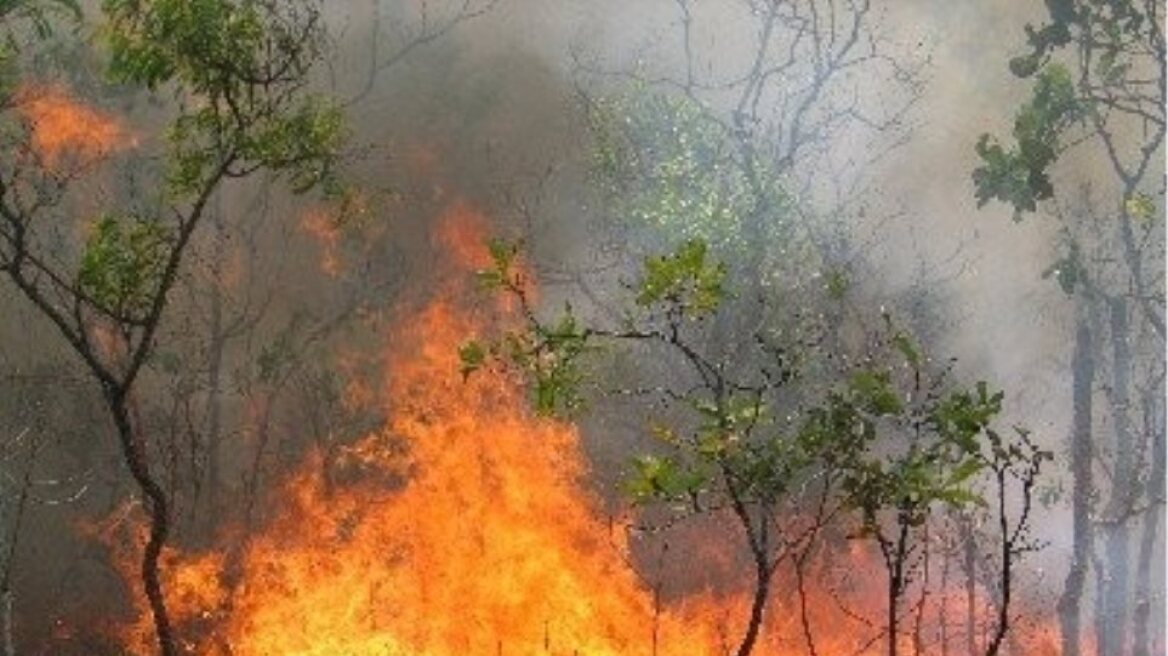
[83,201,1068,656]
[13,83,132,169]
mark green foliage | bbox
[930,380,1003,452]
[972,64,1082,219]
[102,0,347,199]
[891,331,922,370]
[76,214,171,320]
[475,238,521,290]
[527,308,590,415]
[457,340,486,379]
[586,89,801,276]
[827,380,1011,534]
[637,239,727,317]
[974,1,1159,221]
[847,369,903,416]
[1124,193,1156,222]
[1041,241,1087,295]
[460,239,590,416]
[104,0,279,92]
[462,233,1052,603]
[624,454,707,504]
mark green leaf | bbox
[1125,193,1156,222]
[637,239,727,317]
[972,63,1081,219]
[623,455,705,503]
[76,214,171,319]
[458,340,486,379]
[848,369,902,415]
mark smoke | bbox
[0,0,1161,652]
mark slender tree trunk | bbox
[0,587,12,656]
[731,498,772,656]
[105,387,176,656]
[735,551,772,656]
[1058,317,1094,656]
[202,212,229,530]
[962,518,978,656]
[0,471,11,656]
[1101,297,1133,656]
[984,471,1012,656]
[940,536,950,656]
[885,518,910,656]
[912,525,929,655]
[0,499,11,656]
[1131,390,1164,656]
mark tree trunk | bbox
[1058,317,1094,656]
[984,471,1012,656]
[106,387,176,656]
[731,498,771,656]
[1100,297,1133,656]
[961,516,978,656]
[1131,389,1164,656]
[0,475,10,656]
[1,587,12,656]
[734,553,772,656]
[885,519,910,656]
[201,212,229,531]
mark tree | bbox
[972,2,1165,655]
[568,0,927,367]
[462,239,1048,656]
[0,1,346,653]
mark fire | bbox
[300,207,344,277]
[14,84,130,168]
[101,201,1070,655]
[111,201,720,655]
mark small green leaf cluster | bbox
[460,306,591,416]
[76,213,171,321]
[973,64,1082,219]
[525,310,590,415]
[1124,193,1156,222]
[1041,241,1086,295]
[460,239,592,416]
[624,392,810,511]
[624,452,706,505]
[636,239,726,318]
[826,366,1028,540]
[474,238,521,291]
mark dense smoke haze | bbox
[0,1,1162,655]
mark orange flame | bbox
[101,201,1076,656]
[300,207,344,277]
[15,84,131,169]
